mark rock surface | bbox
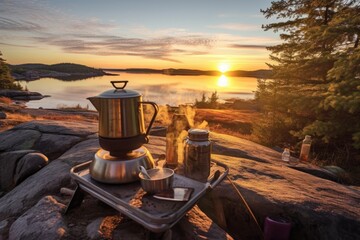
[0,121,359,240]
[199,132,360,240]
[0,150,48,192]
[0,121,233,240]
[9,196,68,240]
[0,120,97,160]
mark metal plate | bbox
[70,160,228,232]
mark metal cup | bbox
[139,168,174,194]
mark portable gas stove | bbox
[66,160,228,233]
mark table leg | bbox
[64,185,85,214]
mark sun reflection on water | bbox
[217,75,229,87]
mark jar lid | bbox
[97,80,141,99]
[188,129,209,141]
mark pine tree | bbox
[0,51,22,90]
[256,0,360,162]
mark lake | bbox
[18,72,259,110]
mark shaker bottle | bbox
[282,148,290,162]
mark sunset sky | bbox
[0,0,279,70]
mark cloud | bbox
[229,44,269,49]
[0,17,44,31]
[0,1,214,63]
[32,34,214,63]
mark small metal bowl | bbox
[139,168,174,194]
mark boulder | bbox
[14,152,48,186]
[8,196,68,240]
[0,150,47,192]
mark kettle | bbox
[88,80,158,155]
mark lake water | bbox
[18,72,258,110]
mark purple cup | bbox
[264,216,291,240]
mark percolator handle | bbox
[140,101,159,142]
[111,80,128,89]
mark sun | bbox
[218,63,230,73]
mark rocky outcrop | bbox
[0,120,97,160]
[0,121,233,240]
[0,121,359,240]
[198,132,360,240]
[0,120,97,194]
[0,90,46,100]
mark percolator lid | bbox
[97,80,141,99]
[98,89,141,98]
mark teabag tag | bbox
[153,188,194,201]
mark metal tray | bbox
[70,160,228,232]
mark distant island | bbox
[9,62,272,81]
[10,63,114,81]
[104,68,272,78]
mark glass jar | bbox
[184,129,211,182]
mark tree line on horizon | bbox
[254,0,359,166]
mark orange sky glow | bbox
[0,0,277,70]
